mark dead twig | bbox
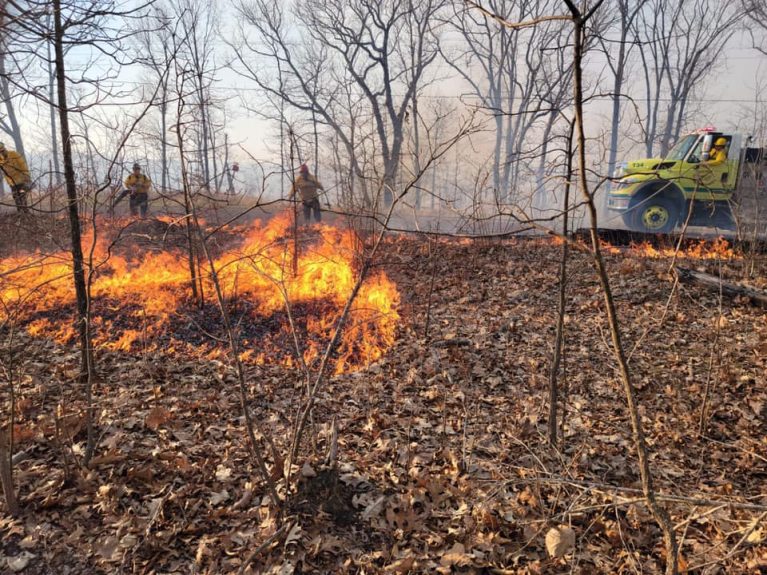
[503,475,767,512]
[237,523,292,575]
[688,510,767,572]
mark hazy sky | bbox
[7,8,767,186]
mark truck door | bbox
[683,135,733,194]
[678,134,705,193]
[701,136,733,192]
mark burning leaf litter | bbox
[0,212,399,373]
[0,231,765,573]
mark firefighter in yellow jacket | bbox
[695,137,729,189]
[704,137,729,167]
[115,163,152,217]
[0,142,31,213]
[289,163,324,223]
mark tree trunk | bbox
[53,0,96,463]
[209,114,219,194]
[535,113,555,200]
[412,95,422,209]
[160,99,168,193]
[176,82,200,304]
[0,427,20,517]
[0,29,28,212]
[549,120,574,447]
[197,76,210,190]
[0,56,25,156]
[0,83,24,156]
[607,53,626,185]
[659,94,678,156]
[47,28,62,186]
[501,108,514,202]
[280,99,286,199]
[567,8,679,572]
[312,105,319,178]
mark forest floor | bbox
[0,214,766,574]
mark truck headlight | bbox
[615,176,641,189]
[607,196,631,210]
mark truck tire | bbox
[629,195,679,234]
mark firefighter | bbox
[115,163,152,217]
[0,142,31,213]
[704,137,729,167]
[289,163,324,223]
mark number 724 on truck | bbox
[606,129,765,234]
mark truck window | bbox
[665,135,699,161]
[686,140,706,163]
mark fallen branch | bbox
[688,510,767,572]
[431,337,472,348]
[237,523,291,575]
[676,266,767,307]
[503,476,767,512]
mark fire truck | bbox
[607,129,765,233]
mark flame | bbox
[0,213,400,373]
[628,237,739,260]
[555,235,739,260]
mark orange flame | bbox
[0,213,400,373]
[628,237,739,260]
[558,235,739,260]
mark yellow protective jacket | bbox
[704,146,728,167]
[0,150,31,188]
[124,173,152,195]
[289,174,324,202]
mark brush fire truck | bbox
[607,129,765,233]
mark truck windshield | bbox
[665,135,699,161]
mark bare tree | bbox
[0,8,28,208]
[532,29,574,203]
[565,0,679,571]
[46,15,63,187]
[593,0,645,182]
[547,119,573,446]
[0,319,21,516]
[444,0,571,204]
[743,0,767,56]
[285,115,479,494]
[135,5,175,194]
[465,1,681,570]
[175,0,220,192]
[2,0,156,464]
[174,66,203,304]
[634,0,743,156]
[0,50,25,158]
[233,0,447,207]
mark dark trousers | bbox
[11,184,29,213]
[303,197,321,222]
[129,192,149,217]
[116,189,148,217]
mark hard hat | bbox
[132,163,141,170]
[714,137,727,147]
[299,163,309,174]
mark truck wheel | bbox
[630,196,678,234]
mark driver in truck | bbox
[703,137,729,167]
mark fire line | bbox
[0,213,400,374]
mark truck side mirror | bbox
[701,134,713,161]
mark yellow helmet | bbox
[714,137,728,147]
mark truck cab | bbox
[607,130,749,233]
